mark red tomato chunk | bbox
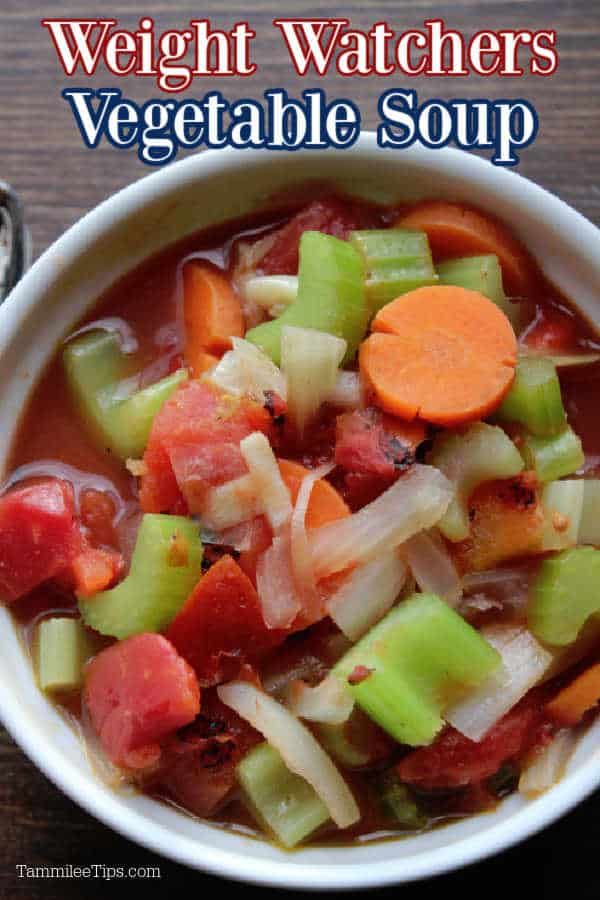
[397,693,553,790]
[259,197,369,275]
[166,554,285,686]
[84,634,200,770]
[0,480,81,603]
[140,381,273,515]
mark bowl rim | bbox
[1,134,599,890]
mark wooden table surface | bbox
[1,1,599,897]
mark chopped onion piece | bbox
[218,681,360,828]
[519,729,576,796]
[327,552,407,641]
[241,275,298,318]
[402,529,462,607]
[208,337,287,402]
[461,566,532,614]
[290,463,335,609]
[281,326,346,434]
[240,432,292,531]
[326,371,364,410]
[201,473,262,530]
[445,624,553,741]
[521,347,600,369]
[233,233,278,283]
[200,520,255,552]
[256,529,301,629]
[310,465,453,579]
[286,675,354,725]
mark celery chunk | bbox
[35,617,91,693]
[237,742,329,847]
[521,426,584,483]
[429,422,524,541]
[376,772,426,829]
[529,547,600,646]
[497,356,566,437]
[579,480,600,545]
[332,593,501,746]
[79,514,202,638]
[541,479,584,552]
[245,231,368,365]
[349,229,437,312]
[64,330,187,459]
[437,255,519,327]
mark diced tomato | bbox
[0,480,81,603]
[335,408,421,479]
[79,489,118,549]
[84,633,200,770]
[139,381,273,514]
[260,198,369,275]
[69,545,124,597]
[523,305,579,354]
[397,691,553,790]
[155,689,260,816]
[165,554,286,686]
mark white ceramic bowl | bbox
[1,134,599,890]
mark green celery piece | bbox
[541,479,584,552]
[332,593,501,746]
[529,547,600,646]
[376,772,426,829]
[237,742,329,847]
[79,514,202,639]
[521,426,584,483]
[64,330,187,459]
[35,617,91,693]
[349,229,437,312]
[245,231,368,365]
[579,480,600,545]
[428,422,524,542]
[437,255,519,328]
[497,356,566,437]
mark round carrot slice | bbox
[360,285,517,427]
[396,200,535,298]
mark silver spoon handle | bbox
[0,181,29,303]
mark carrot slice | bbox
[183,261,244,358]
[278,458,350,528]
[360,285,517,426]
[396,200,535,297]
[546,661,600,726]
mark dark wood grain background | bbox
[1,1,599,897]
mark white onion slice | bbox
[256,529,301,629]
[402,529,462,607]
[241,275,298,318]
[286,675,354,725]
[461,565,532,615]
[208,337,287,402]
[201,473,262,530]
[327,552,407,642]
[445,624,553,741]
[240,432,292,531]
[218,681,359,828]
[309,465,453,579]
[290,462,335,600]
[326,371,364,410]
[518,729,576,796]
[281,325,347,434]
